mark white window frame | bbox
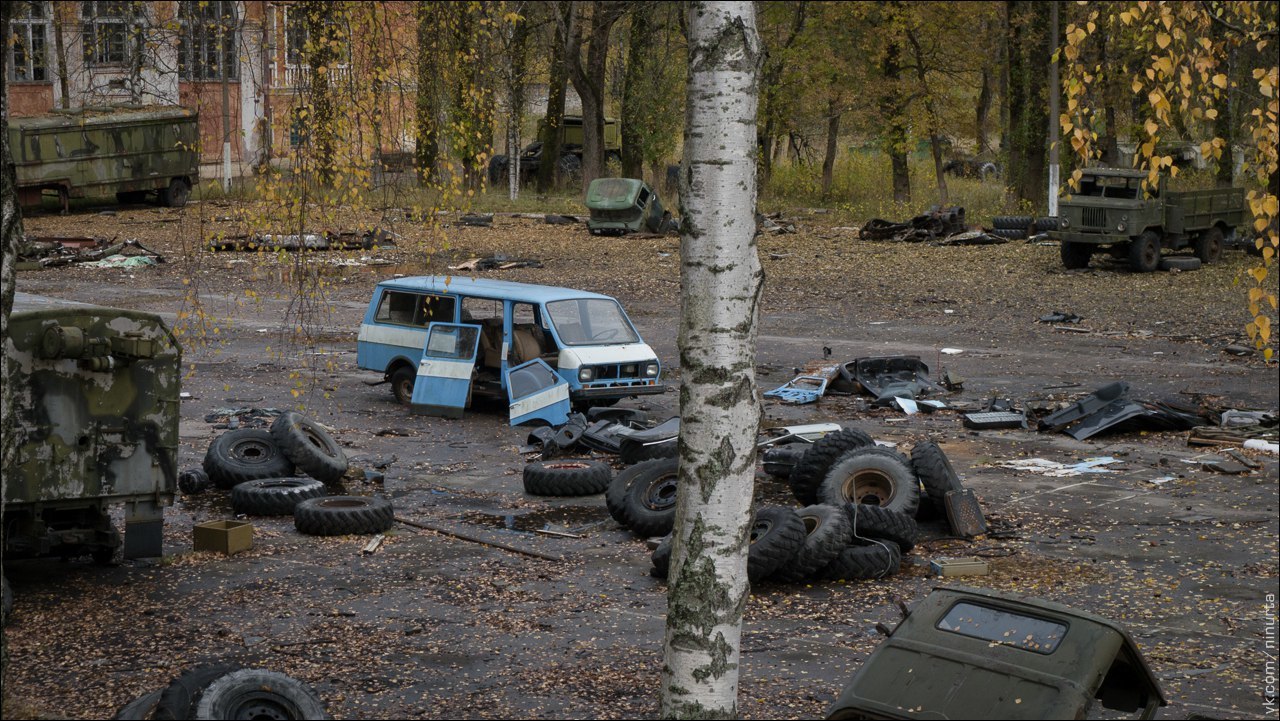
[178,0,239,81]
[6,1,49,82]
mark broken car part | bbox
[763,374,830,404]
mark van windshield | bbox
[546,298,640,346]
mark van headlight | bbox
[578,367,595,382]
[644,362,659,378]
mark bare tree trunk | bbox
[539,1,572,192]
[756,2,806,184]
[568,1,622,191]
[976,65,993,155]
[621,6,652,179]
[821,100,840,199]
[905,28,948,205]
[415,3,443,183]
[661,2,761,718]
[881,39,910,204]
[53,3,70,109]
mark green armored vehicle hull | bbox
[7,105,199,210]
[1049,168,1244,272]
[3,293,180,562]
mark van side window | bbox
[375,291,419,325]
[416,295,456,325]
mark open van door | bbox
[410,323,481,418]
[506,358,571,426]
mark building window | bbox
[178,0,238,81]
[81,0,141,66]
[279,6,349,89]
[7,1,49,82]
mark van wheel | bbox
[1129,230,1162,272]
[1195,227,1224,264]
[391,366,415,407]
[162,178,190,208]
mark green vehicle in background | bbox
[1049,167,1244,272]
[585,177,675,236]
[3,293,180,563]
[8,105,199,211]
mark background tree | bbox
[755,1,807,183]
[566,0,628,190]
[661,2,762,718]
[1005,0,1052,204]
[620,1,685,182]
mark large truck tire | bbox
[203,429,295,490]
[294,497,394,536]
[270,412,348,485]
[788,427,875,505]
[817,447,921,518]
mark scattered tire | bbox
[846,503,919,553]
[231,477,327,516]
[990,228,1028,239]
[1060,241,1092,269]
[294,496,394,536]
[194,669,331,720]
[788,427,875,505]
[112,690,163,720]
[748,506,807,584]
[1129,230,1162,272]
[992,215,1033,230]
[618,457,680,537]
[608,460,665,525]
[178,468,211,495]
[1033,216,1058,233]
[203,429,295,490]
[618,437,678,466]
[522,459,611,496]
[270,411,349,485]
[820,540,902,581]
[153,663,243,720]
[761,444,807,480]
[772,504,852,584]
[910,441,964,511]
[1194,226,1224,264]
[1159,256,1202,271]
[651,536,673,579]
[817,446,921,517]
[390,365,415,407]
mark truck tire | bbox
[113,690,163,720]
[608,459,668,525]
[390,365,415,407]
[1194,226,1224,264]
[162,178,190,208]
[153,663,243,720]
[522,459,611,496]
[231,477,327,516]
[1160,256,1202,271]
[820,539,902,581]
[1060,241,1092,269]
[294,496,394,536]
[651,535,673,579]
[910,441,964,510]
[203,429,296,490]
[788,427,875,505]
[762,443,807,480]
[178,467,212,495]
[618,437,678,466]
[747,506,807,584]
[992,215,1033,230]
[1033,217,1058,233]
[846,503,919,553]
[619,457,680,537]
[1129,230,1162,272]
[194,669,331,720]
[270,412,348,485]
[817,447,921,517]
[772,504,852,583]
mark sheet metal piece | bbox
[764,375,829,404]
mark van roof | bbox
[376,276,614,303]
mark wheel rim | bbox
[643,475,678,511]
[231,439,274,464]
[1139,237,1159,268]
[394,377,413,406]
[227,693,297,720]
[303,426,337,455]
[840,470,895,506]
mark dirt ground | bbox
[3,201,1278,720]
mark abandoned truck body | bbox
[827,586,1166,720]
[7,105,199,210]
[1050,167,1244,272]
[357,277,665,425]
[585,178,675,235]
[3,293,180,562]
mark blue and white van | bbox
[357,276,666,425]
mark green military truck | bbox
[488,115,622,186]
[3,293,180,562]
[1050,167,1245,272]
[7,105,200,211]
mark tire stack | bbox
[111,663,330,720]
[990,215,1057,240]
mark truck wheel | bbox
[817,447,921,517]
[788,427,875,505]
[846,503,919,553]
[819,539,902,581]
[294,496,394,536]
[619,457,680,537]
[1194,227,1224,264]
[606,459,664,525]
[270,411,349,485]
[203,429,296,489]
[153,663,243,720]
[992,215,1033,230]
[748,506,807,584]
[1129,230,1162,272]
[522,459,611,496]
[1059,241,1092,269]
[113,690,163,720]
[194,669,331,720]
[910,441,963,511]
[231,477,327,516]
[390,366,415,407]
[162,178,190,208]
[772,504,853,583]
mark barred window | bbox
[7,1,49,82]
[178,0,238,81]
[81,0,140,66]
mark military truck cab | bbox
[4,293,180,562]
[585,178,675,236]
[828,586,1166,719]
[357,277,665,425]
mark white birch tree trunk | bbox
[660,3,762,719]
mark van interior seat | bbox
[479,318,503,368]
[511,325,545,365]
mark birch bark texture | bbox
[661,3,762,719]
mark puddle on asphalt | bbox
[461,506,606,534]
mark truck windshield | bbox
[546,298,640,346]
[936,602,1067,655]
[1079,175,1144,199]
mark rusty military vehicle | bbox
[3,293,180,562]
[7,105,199,211]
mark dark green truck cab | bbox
[828,586,1166,720]
[1049,168,1244,272]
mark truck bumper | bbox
[1049,231,1133,245]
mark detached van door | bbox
[506,358,571,426]
[410,323,481,418]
